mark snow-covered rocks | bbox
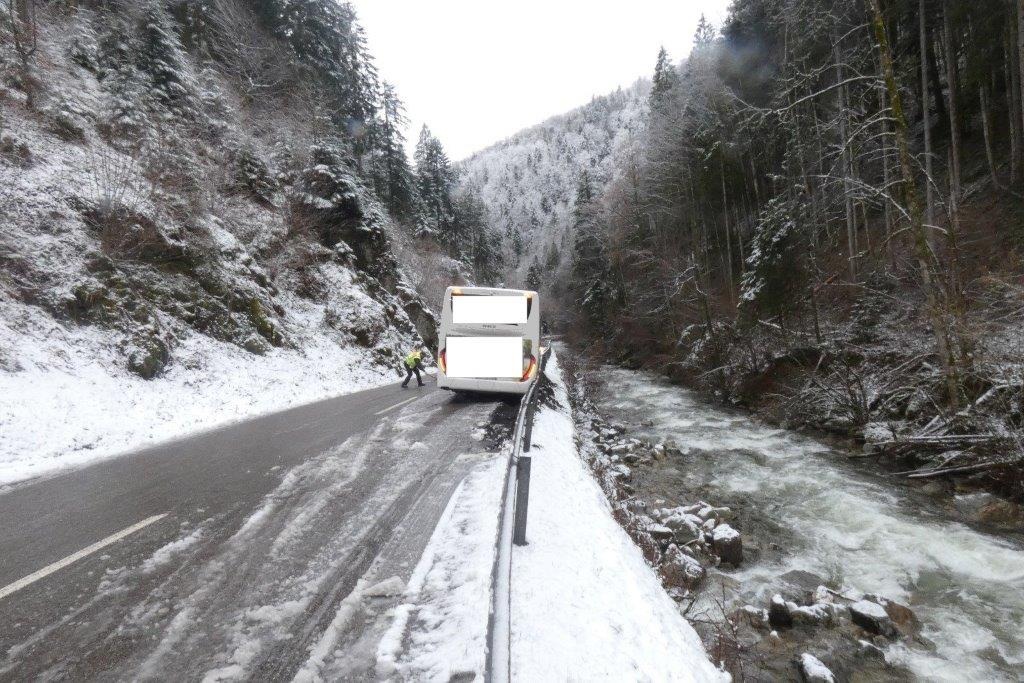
[646,522,675,544]
[660,543,706,593]
[798,653,835,682]
[651,506,704,542]
[769,594,794,629]
[646,502,745,569]
[748,586,915,638]
[724,589,918,681]
[711,523,743,566]
[789,603,836,626]
[849,600,895,637]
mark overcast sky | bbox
[348,0,732,161]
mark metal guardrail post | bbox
[521,401,535,452]
[512,456,531,546]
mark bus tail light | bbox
[439,348,447,374]
[521,355,537,381]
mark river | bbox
[594,366,1024,682]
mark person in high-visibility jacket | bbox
[401,347,425,388]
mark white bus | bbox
[436,286,541,395]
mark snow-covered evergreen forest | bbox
[467,3,1024,498]
[0,0,495,474]
[456,81,649,315]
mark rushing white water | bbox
[595,366,1024,682]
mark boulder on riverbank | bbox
[660,543,706,594]
[712,523,743,566]
[798,653,835,682]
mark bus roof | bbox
[445,286,537,297]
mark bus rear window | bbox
[451,295,528,324]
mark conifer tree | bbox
[571,170,612,324]
[368,83,414,218]
[649,46,679,111]
[413,125,456,247]
[526,258,542,291]
[693,13,716,47]
[136,4,194,108]
[256,0,379,137]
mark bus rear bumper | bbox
[437,375,533,395]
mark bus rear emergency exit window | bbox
[452,295,528,324]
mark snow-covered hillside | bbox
[457,80,649,283]
[0,4,435,485]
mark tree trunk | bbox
[868,0,961,409]
[734,205,746,275]
[879,84,893,265]
[920,0,936,236]
[1019,0,1024,154]
[924,9,948,126]
[720,154,735,304]
[946,148,964,303]
[943,0,961,201]
[980,84,1001,188]
[835,39,857,281]
[1008,27,1022,183]
[799,147,820,250]
[749,155,761,207]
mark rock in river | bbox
[712,523,743,566]
[849,600,895,638]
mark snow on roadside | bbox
[511,355,727,682]
[0,294,397,488]
[375,455,506,681]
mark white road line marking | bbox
[0,513,168,601]
[374,396,418,416]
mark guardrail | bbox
[486,347,550,683]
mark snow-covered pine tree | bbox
[367,82,414,218]
[255,0,379,142]
[649,46,679,111]
[452,189,501,283]
[693,13,716,48]
[571,170,612,325]
[739,196,808,323]
[136,4,195,110]
[413,125,456,248]
[509,228,524,266]
[525,258,542,291]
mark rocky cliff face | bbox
[0,2,436,384]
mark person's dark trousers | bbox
[402,365,423,387]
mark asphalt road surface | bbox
[0,378,506,681]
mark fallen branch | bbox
[874,434,1006,451]
[906,459,1020,479]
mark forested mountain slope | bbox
[0,0,443,480]
[456,80,648,295]
[464,3,1024,500]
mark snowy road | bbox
[0,378,505,680]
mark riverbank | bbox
[574,326,1024,525]
[560,354,1024,681]
[569,287,1024,507]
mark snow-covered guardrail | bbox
[486,347,550,683]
